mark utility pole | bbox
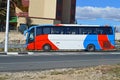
[4,0,10,52]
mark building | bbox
[115,33,120,40]
[12,0,76,30]
[115,26,120,40]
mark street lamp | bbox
[4,0,10,53]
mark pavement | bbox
[0,50,120,56]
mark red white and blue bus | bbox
[24,24,115,51]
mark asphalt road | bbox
[0,52,120,72]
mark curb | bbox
[0,52,7,55]
[0,51,120,56]
[0,52,32,55]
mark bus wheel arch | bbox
[86,44,95,51]
[42,44,51,51]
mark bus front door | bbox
[27,29,35,50]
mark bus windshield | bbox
[28,28,35,43]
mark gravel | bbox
[0,64,120,80]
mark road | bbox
[0,52,120,72]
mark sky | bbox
[76,0,120,27]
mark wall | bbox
[29,0,56,19]
[115,33,120,40]
[0,32,25,44]
[62,0,71,23]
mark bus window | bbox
[43,27,51,34]
[91,28,97,34]
[65,27,78,34]
[79,28,82,34]
[97,27,113,34]
[36,27,42,36]
[81,27,89,34]
[87,27,97,35]
[79,27,97,35]
[28,28,34,43]
[51,27,61,34]
[104,27,113,34]
[71,27,78,34]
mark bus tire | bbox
[87,44,95,52]
[42,44,51,51]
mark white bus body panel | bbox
[48,35,87,49]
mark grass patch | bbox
[50,71,65,75]
[108,66,120,77]
[50,69,75,75]
[0,77,7,80]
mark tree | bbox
[0,0,6,16]
[0,0,21,31]
[0,0,7,31]
[0,0,21,17]
[11,0,21,8]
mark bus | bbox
[24,24,115,51]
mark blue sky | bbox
[76,0,120,26]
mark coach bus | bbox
[24,24,115,51]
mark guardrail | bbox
[0,43,120,50]
[0,44,26,48]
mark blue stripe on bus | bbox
[83,35,101,50]
[107,35,115,46]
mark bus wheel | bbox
[42,44,51,51]
[87,44,95,52]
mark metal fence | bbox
[0,44,26,48]
[0,43,120,51]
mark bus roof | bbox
[59,24,100,27]
[27,24,113,31]
[24,24,114,35]
[30,24,110,28]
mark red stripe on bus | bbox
[27,42,35,50]
[35,35,59,50]
[98,35,114,50]
[27,35,59,50]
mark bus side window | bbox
[104,28,113,34]
[89,28,97,35]
[36,27,42,36]
[65,27,78,34]
[65,27,70,34]
[92,28,97,34]
[79,28,82,34]
[51,27,61,34]
[43,27,51,34]
[71,27,78,34]
[81,28,87,34]
[97,28,102,34]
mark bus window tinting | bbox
[43,27,51,34]
[64,27,78,34]
[34,26,113,35]
[97,27,113,35]
[79,27,97,34]
[51,27,63,34]
[79,27,113,35]
[36,27,42,36]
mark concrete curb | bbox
[0,52,7,55]
[0,51,120,56]
[0,52,33,55]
